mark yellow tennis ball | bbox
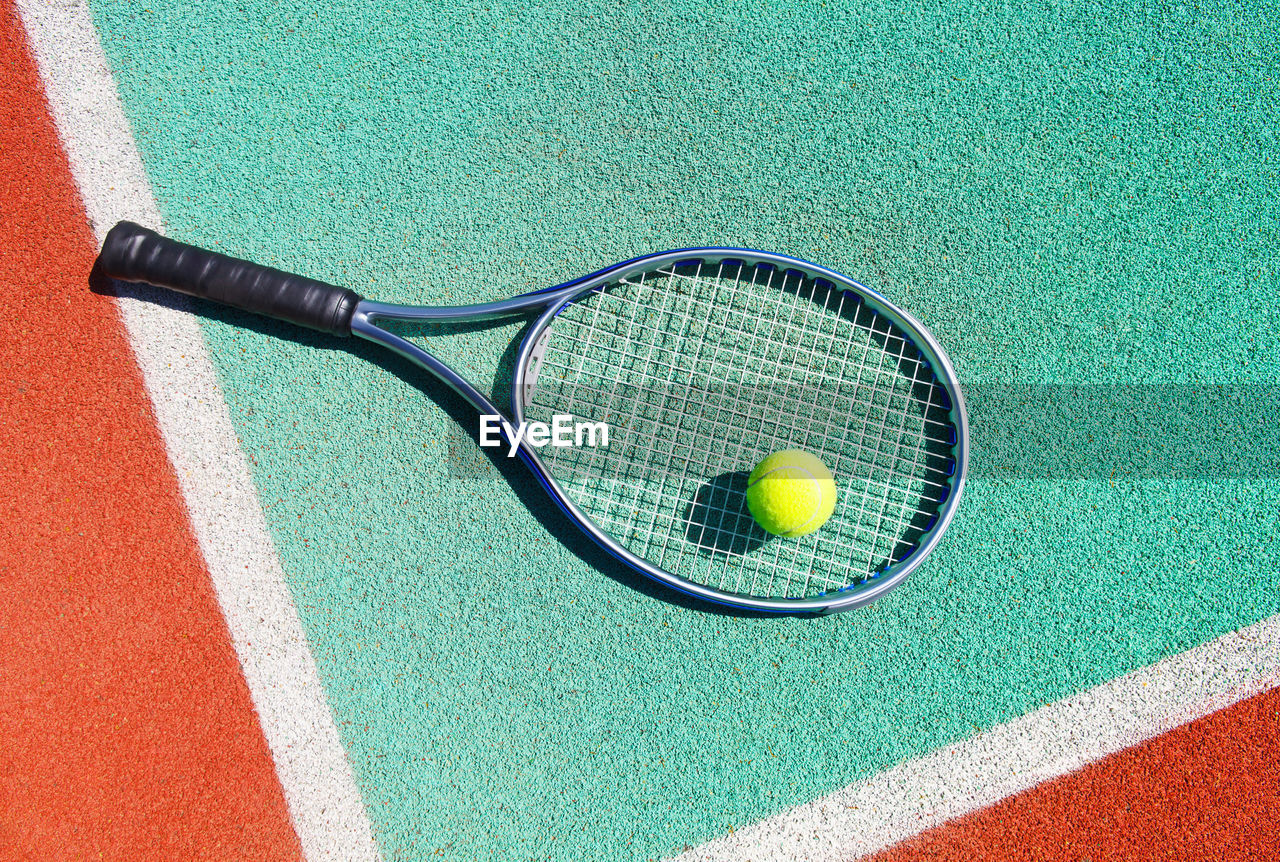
[745,450,837,537]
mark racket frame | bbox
[350,248,968,614]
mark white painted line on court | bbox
[668,612,1280,861]
[15,3,383,859]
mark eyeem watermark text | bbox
[479,415,609,458]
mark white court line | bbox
[15,3,382,860]
[668,612,1280,861]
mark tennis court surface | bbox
[3,1,1278,859]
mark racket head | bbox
[512,249,968,614]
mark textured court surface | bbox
[3,1,1278,860]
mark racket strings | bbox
[525,260,957,600]
[537,305,955,478]
[538,269,944,593]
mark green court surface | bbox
[93,1,1278,859]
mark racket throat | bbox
[349,306,510,422]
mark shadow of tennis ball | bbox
[683,471,769,557]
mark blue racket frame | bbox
[351,248,969,614]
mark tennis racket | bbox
[99,221,968,614]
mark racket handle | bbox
[98,221,362,337]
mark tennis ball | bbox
[746,450,837,537]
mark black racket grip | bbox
[99,221,362,336]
